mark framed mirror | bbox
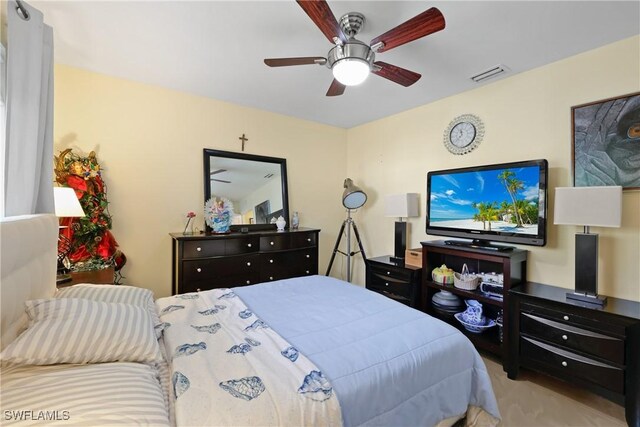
[203,149,289,232]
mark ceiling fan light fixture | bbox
[332,58,370,86]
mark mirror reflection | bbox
[204,149,289,229]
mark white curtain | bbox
[3,0,54,217]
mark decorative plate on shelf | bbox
[443,114,484,155]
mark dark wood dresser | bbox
[508,282,640,427]
[170,228,319,295]
[365,256,422,308]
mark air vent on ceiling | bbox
[470,64,509,83]
[264,173,274,179]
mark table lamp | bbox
[54,187,86,284]
[554,186,622,306]
[385,193,419,263]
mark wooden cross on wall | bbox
[239,134,248,151]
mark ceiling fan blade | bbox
[264,57,327,67]
[372,62,421,87]
[296,0,347,44]
[326,79,346,97]
[370,7,445,53]
[210,169,227,175]
[212,179,231,184]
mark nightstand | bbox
[508,282,640,426]
[57,267,115,288]
[365,256,422,308]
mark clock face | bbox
[443,114,484,155]
[450,122,476,148]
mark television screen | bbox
[426,159,548,247]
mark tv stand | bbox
[444,239,514,252]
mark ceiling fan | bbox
[210,169,231,184]
[264,0,445,96]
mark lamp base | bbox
[566,291,607,307]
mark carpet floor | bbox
[483,355,626,426]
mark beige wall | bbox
[54,65,348,298]
[347,36,640,301]
[55,35,640,301]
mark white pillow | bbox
[0,298,163,366]
[56,284,164,337]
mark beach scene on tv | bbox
[429,166,541,235]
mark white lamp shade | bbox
[385,193,419,218]
[54,187,85,218]
[554,186,622,228]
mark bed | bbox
[0,214,172,426]
[1,214,499,426]
[157,276,500,426]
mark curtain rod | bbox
[15,0,30,21]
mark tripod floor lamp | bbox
[326,178,367,282]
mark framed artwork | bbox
[572,91,640,190]
[254,200,270,224]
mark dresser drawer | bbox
[521,337,624,394]
[225,236,260,255]
[260,235,290,251]
[181,272,261,293]
[291,232,316,248]
[183,240,225,258]
[368,263,413,282]
[520,301,625,337]
[368,274,413,299]
[260,249,317,281]
[521,313,624,365]
[183,255,260,283]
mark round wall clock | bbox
[443,114,485,155]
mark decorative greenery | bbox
[54,149,125,272]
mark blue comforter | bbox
[235,275,500,426]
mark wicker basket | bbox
[454,264,480,290]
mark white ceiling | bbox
[32,1,640,129]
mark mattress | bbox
[159,275,499,426]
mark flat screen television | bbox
[426,159,548,250]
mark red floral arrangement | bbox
[55,149,125,272]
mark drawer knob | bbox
[306,254,310,258]
[307,238,311,242]
[561,361,568,367]
[306,270,310,274]
[246,280,250,284]
[247,262,251,266]
[247,243,252,248]
[196,247,202,252]
[385,282,389,287]
[387,271,391,275]
[196,288,201,292]
[269,276,274,280]
[270,241,274,246]
[562,335,568,341]
[563,315,569,321]
[196,268,202,273]
[269,259,274,263]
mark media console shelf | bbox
[420,240,528,370]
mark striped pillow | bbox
[56,284,164,337]
[0,298,162,366]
